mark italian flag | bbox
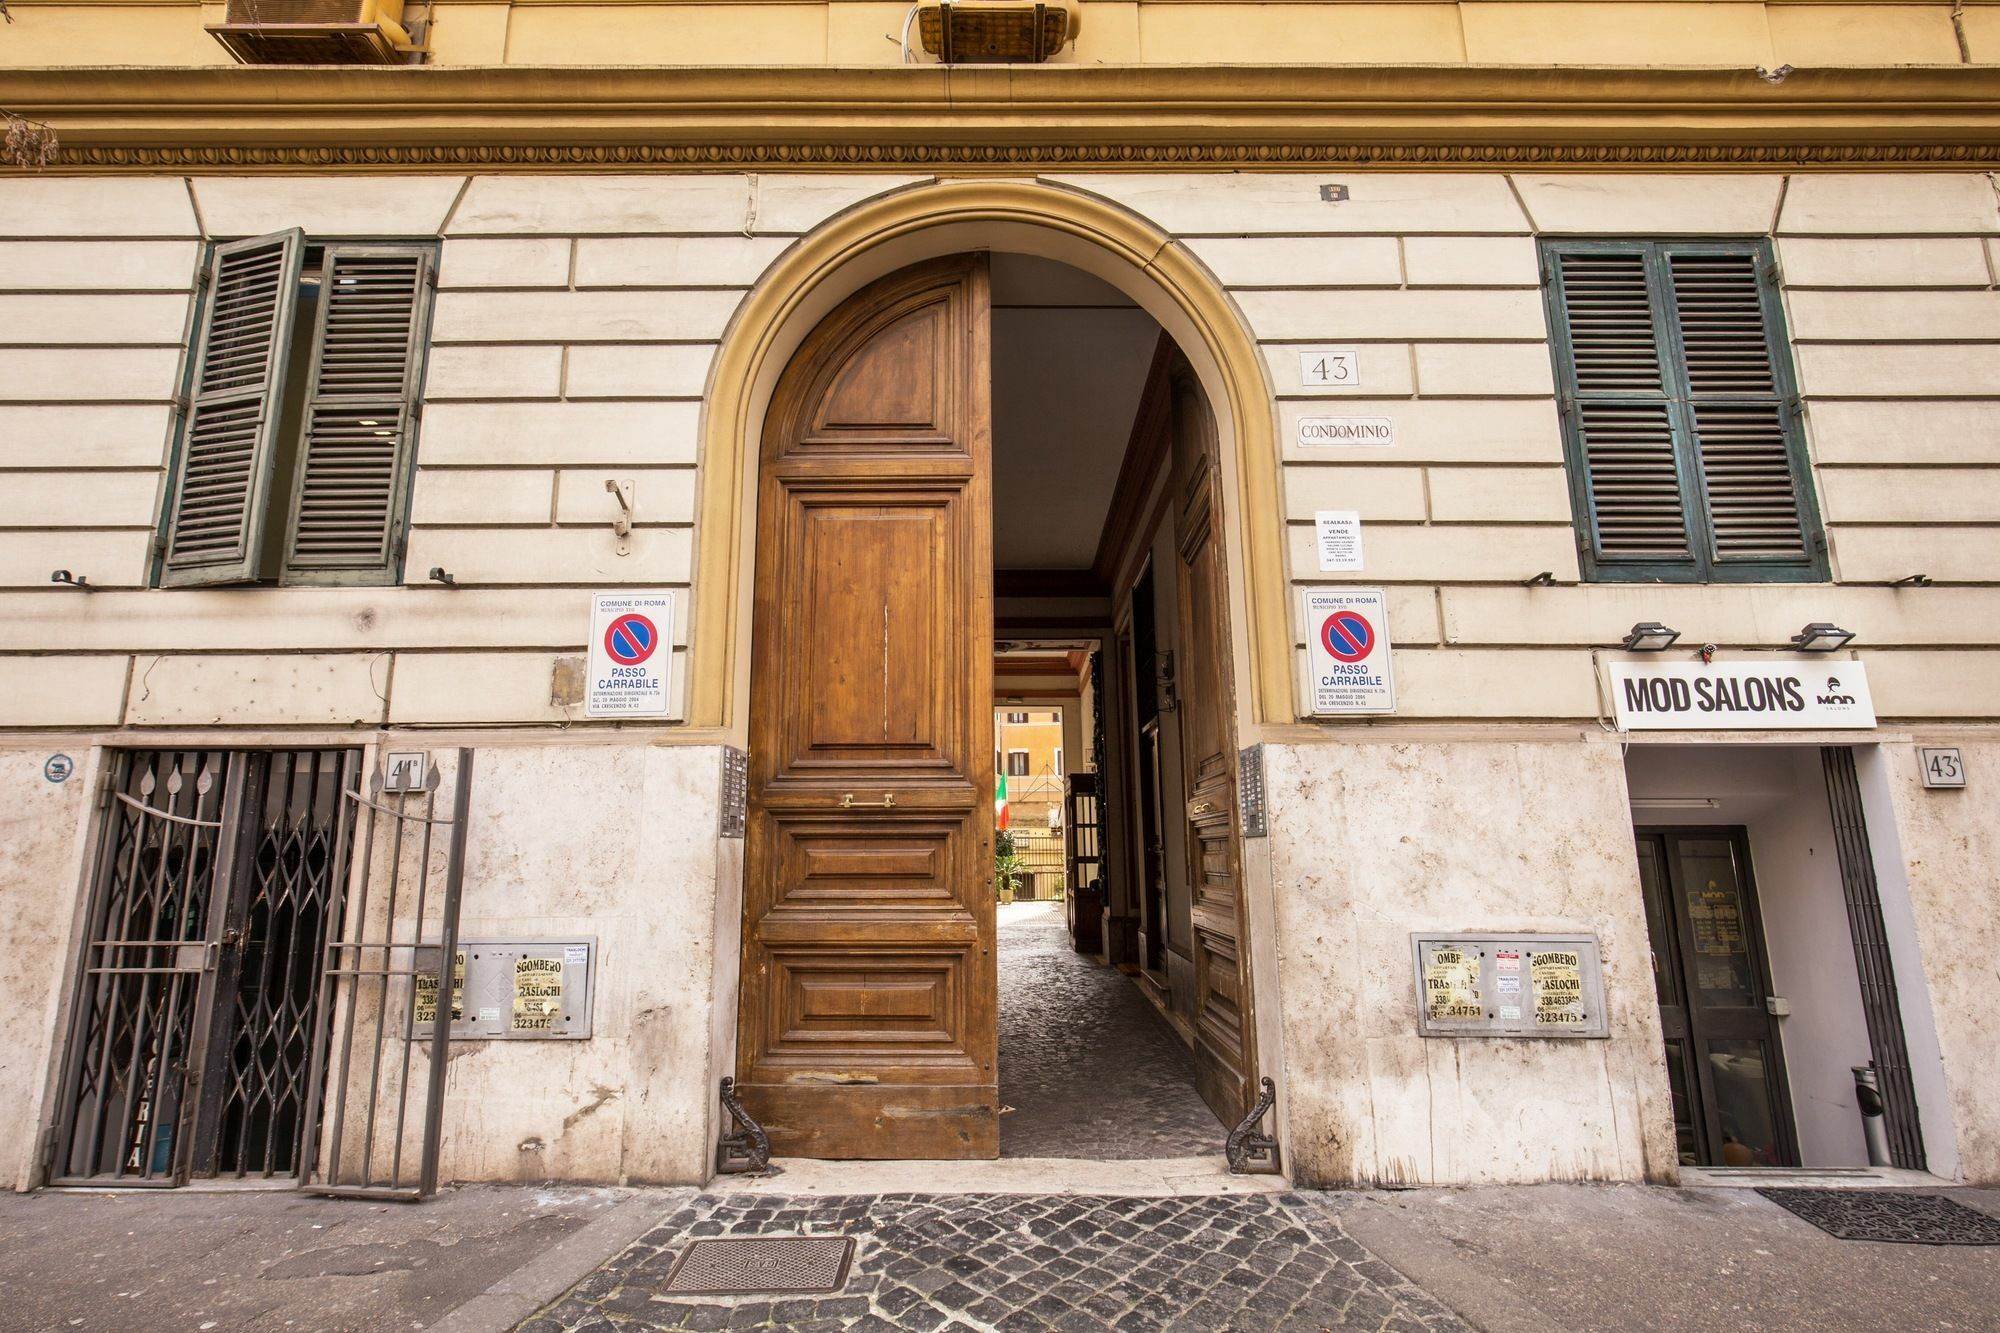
[995,771,1011,830]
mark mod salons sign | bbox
[1608,661,1876,731]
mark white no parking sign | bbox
[1302,587,1395,715]
[586,591,674,718]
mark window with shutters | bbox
[1541,239,1826,583]
[157,230,436,588]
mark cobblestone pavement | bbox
[998,902,1224,1160]
[523,1191,1467,1332]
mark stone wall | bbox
[6,171,1999,730]
[1259,737,1677,1186]
[1872,739,2000,1182]
[0,750,94,1191]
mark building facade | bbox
[3,4,1999,1193]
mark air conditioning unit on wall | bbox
[918,0,1080,64]
[207,0,422,65]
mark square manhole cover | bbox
[661,1236,856,1294]
[1757,1189,2000,1245]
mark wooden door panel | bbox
[813,307,950,436]
[1169,361,1259,1127]
[737,255,996,1160]
[1192,924,1250,1100]
[777,491,962,771]
[768,818,966,911]
[794,289,963,450]
[769,951,973,1052]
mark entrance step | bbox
[1683,1166,1955,1189]
[712,1155,1289,1197]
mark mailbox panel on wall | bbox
[412,938,596,1040]
[1410,933,1608,1039]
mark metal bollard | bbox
[1853,1064,1891,1167]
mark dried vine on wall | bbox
[5,113,58,168]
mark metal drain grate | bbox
[1756,1189,2000,1245]
[661,1236,856,1294]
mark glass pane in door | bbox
[1707,1039,1784,1167]
[1675,838,1758,1005]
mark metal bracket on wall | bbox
[1226,1076,1283,1175]
[605,478,635,556]
[715,1076,773,1175]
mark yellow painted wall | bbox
[4,0,1998,69]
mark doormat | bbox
[660,1236,856,1295]
[1755,1189,2000,1245]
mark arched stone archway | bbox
[685,179,1290,737]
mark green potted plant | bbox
[994,829,1023,902]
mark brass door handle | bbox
[1190,800,1214,816]
[841,793,896,809]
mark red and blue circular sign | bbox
[1319,609,1375,663]
[604,613,660,666]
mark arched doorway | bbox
[684,181,1290,739]
[730,245,1260,1161]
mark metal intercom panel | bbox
[1238,744,1267,839]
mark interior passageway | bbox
[997,901,1225,1159]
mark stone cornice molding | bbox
[7,63,2000,170]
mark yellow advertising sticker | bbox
[415,951,465,1026]
[1423,944,1484,1022]
[1531,950,1584,1026]
[512,957,563,1032]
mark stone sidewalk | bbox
[523,1191,1461,1333]
[5,1180,1999,1332]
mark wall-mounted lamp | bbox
[1523,571,1555,587]
[1894,573,1933,587]
[49,570,91,590]
[1789,622,1855,653]
[1621,621,1681,652]
[428,566,457,587]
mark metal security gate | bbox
[50,749,360,1186]
[301,750,472,1201]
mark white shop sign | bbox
[586,590,674,718]
[1608,661,1875,731]
[1301,587,1395,714]
[1296,416,1395,448]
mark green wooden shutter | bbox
[159,230,305,588]
[280,245,434,586]
[1545,239,1823,582]
[1665,250,1815,569]
[1549,247,1697,571]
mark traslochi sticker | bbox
[586,591,674,718]
[1301,587,1395,714]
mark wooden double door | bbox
[733,255,1258,1158]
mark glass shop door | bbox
[1635,828,1799,1169]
